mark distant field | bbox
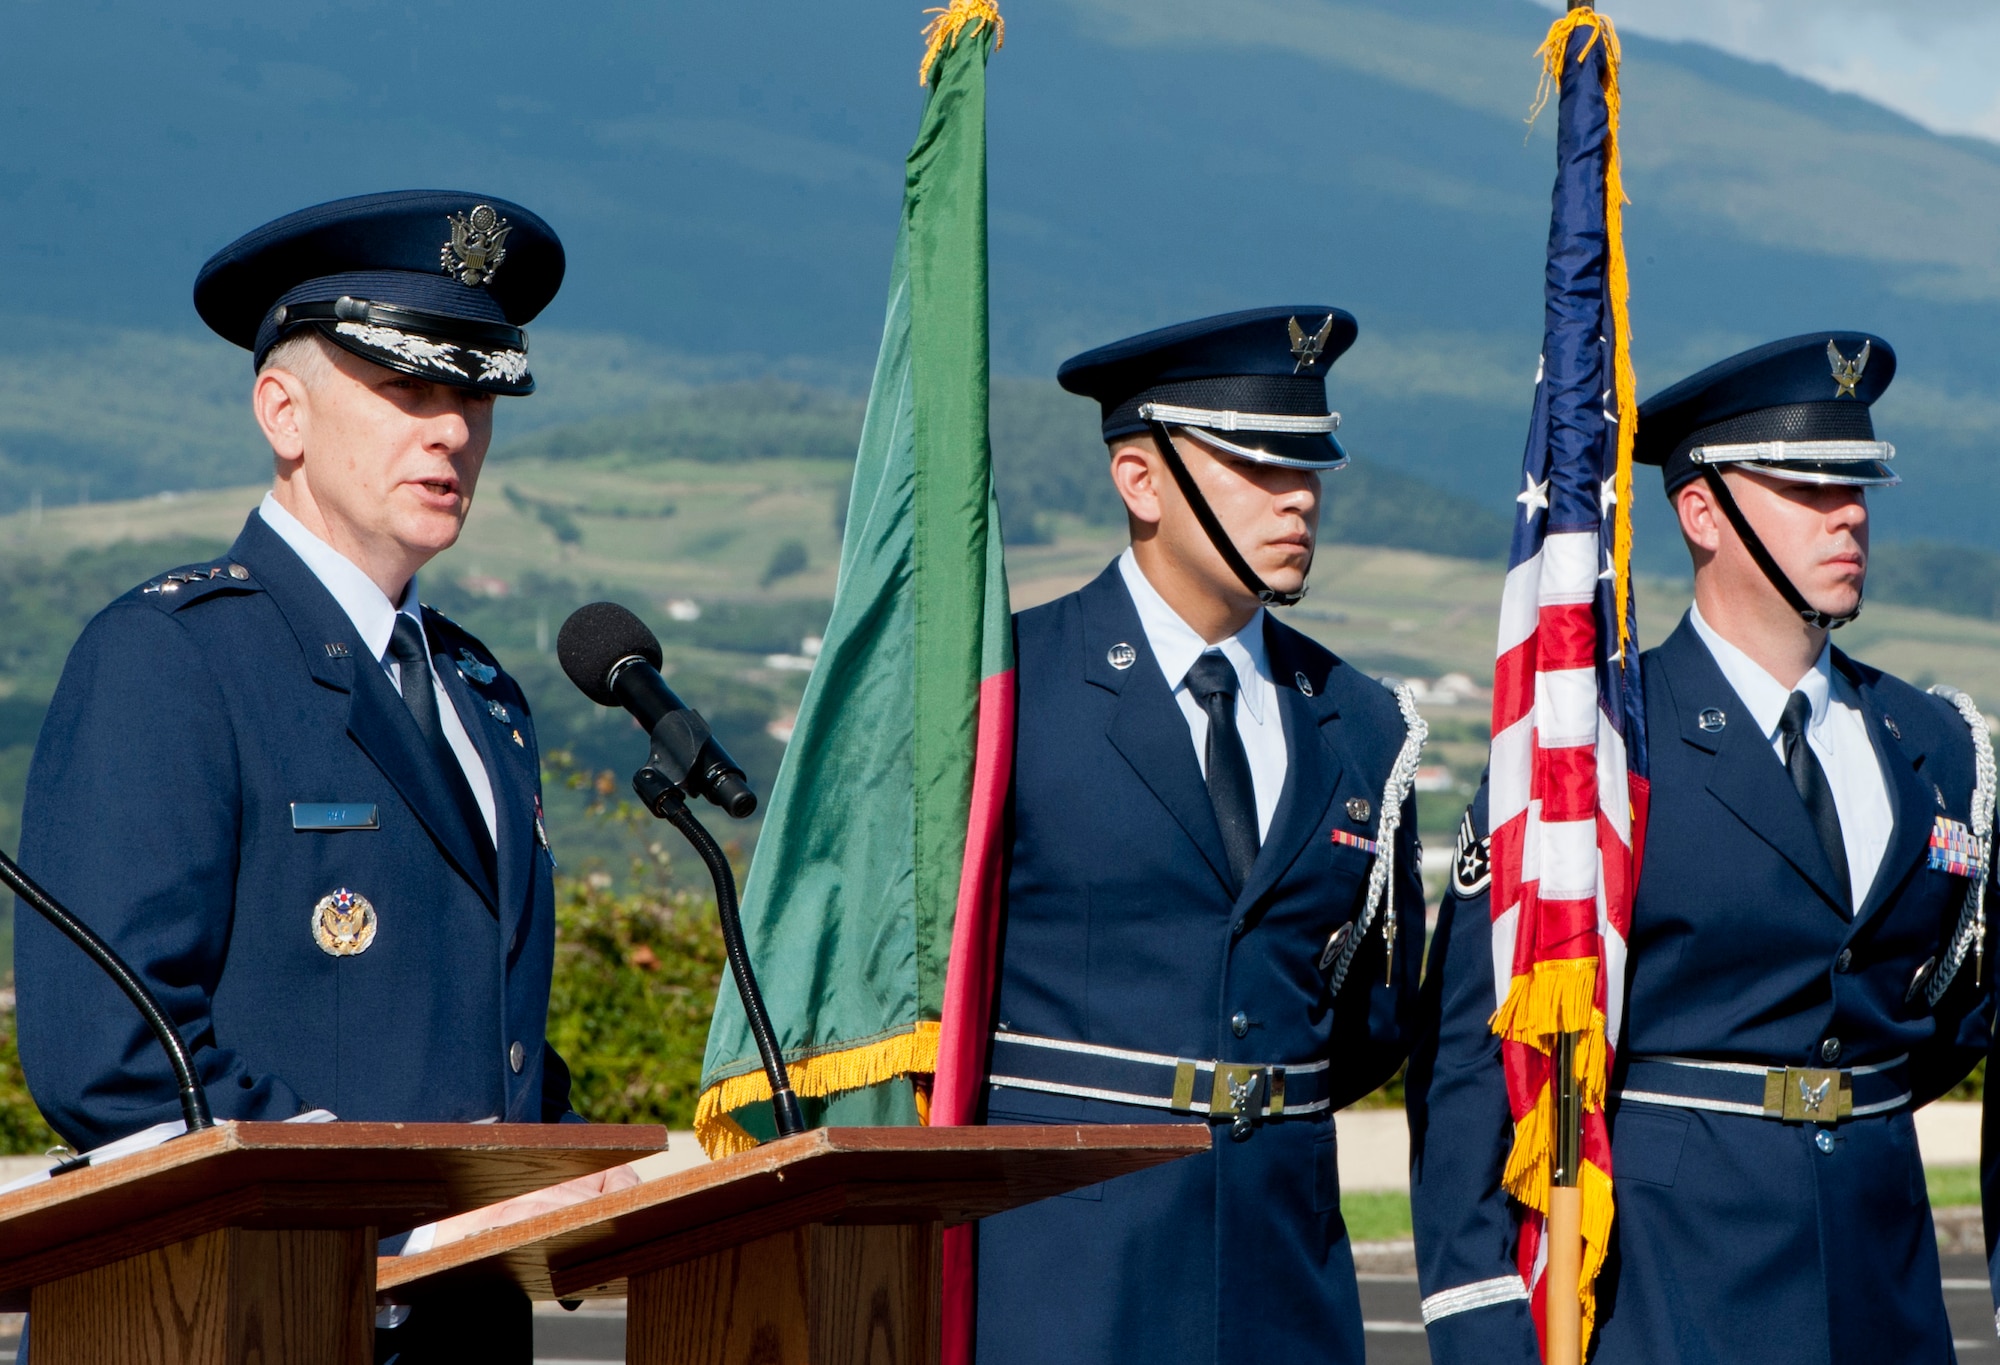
[9,460,2000,891]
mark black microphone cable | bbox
[0,850,213,1133]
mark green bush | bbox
[543,770,729,1126]
[0,1000,58,1155]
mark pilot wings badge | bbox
[1288,314,1336,374]
[442,205,512,287]
[1827,338,1871,398]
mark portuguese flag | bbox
[695,0,1012,1179]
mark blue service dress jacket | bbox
[14,511,575,1148]
[1409,615,1990,1365]
[975,564,1425,1365]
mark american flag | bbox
[1488,9,1649,1349]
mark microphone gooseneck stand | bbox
[630,767,805,1138]
[0,850,214,1133]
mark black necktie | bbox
[1186,652,1260,888]
[386,614,494,856]
[1778,689,1850,908]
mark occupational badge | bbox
[312,888,377,957]
[441,205,512,287]
[1287,314,1335,374]
[1450,807,1491,898]
[1827,338,1870,399]
[487,699,511,724]
[455,649,497,685]
[1345,796,1372,823]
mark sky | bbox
[1534,0,2000,142]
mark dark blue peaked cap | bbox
[1058,306,1357,469]
[194,190,564,397]
[1637,331,1898,494]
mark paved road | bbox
[526,1255,2000,1363]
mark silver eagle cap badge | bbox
[1827,338,1871,399]
[442,204,512,287]
[1288,314,1336,374]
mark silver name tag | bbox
[291,803,379,832]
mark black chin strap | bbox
[1698,466,1861,630]
[1148,421,1309,608]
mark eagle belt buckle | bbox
[1763,1066,1853,1123]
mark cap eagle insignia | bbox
[1288,314,1336,374]
[442,204,512,287]
[1827,338,1871,399]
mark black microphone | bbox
[555,601,803,1136]
[0,851,213,1136]
[557,602,757,819]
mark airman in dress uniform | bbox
[1409,333,1991,1364]
[975,308,1428,1365]
[12,191,630,1364]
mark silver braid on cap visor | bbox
[1138,402,1348,470]
[1689,439,1899,487]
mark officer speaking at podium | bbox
[975,308,1427,1365]
[11,192,632,1364]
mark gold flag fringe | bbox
[1529,6,1639,661]
[693,1020,942,1158]
[1493,955,1614,1349]
[919,0,1004,86]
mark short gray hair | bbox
[257,329,336,389]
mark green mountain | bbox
[0,1,1992,565]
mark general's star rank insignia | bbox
[1450,807,1491,898]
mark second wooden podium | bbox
[383,1123,1209,1365]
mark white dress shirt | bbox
[259,493,498,843]
[1688,602,1892,906]
[1118,549,1288,840]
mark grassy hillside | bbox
[9,445,2000,925]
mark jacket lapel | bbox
[235,515,499,911]
[1658,619,1849,916]
[1847,660,1934,929]
[1081,567,1235,893]
[434,635,535,941]
[1233,627,1343,913]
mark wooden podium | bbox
[382,1124,1210,1365]
[0,1119,666,1364]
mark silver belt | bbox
[987,1031,1332,1136]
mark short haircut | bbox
[257,328,335,389]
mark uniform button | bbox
[1814,1130,1835,1154]
[1819,1037,1842,1064]
[509,1041,526,1073]
[1834,949,1853,973]
[1230,1012,1250,1039]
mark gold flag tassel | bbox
[694,1021,942,1158]
[920,0,1005,86]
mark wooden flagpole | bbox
[1546,1030,1585,1365]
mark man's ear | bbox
[253,368,310,466]
[1674,478,1723,555]
[1109,437,1164,528]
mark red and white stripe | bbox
[1488,528,1639,1309]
